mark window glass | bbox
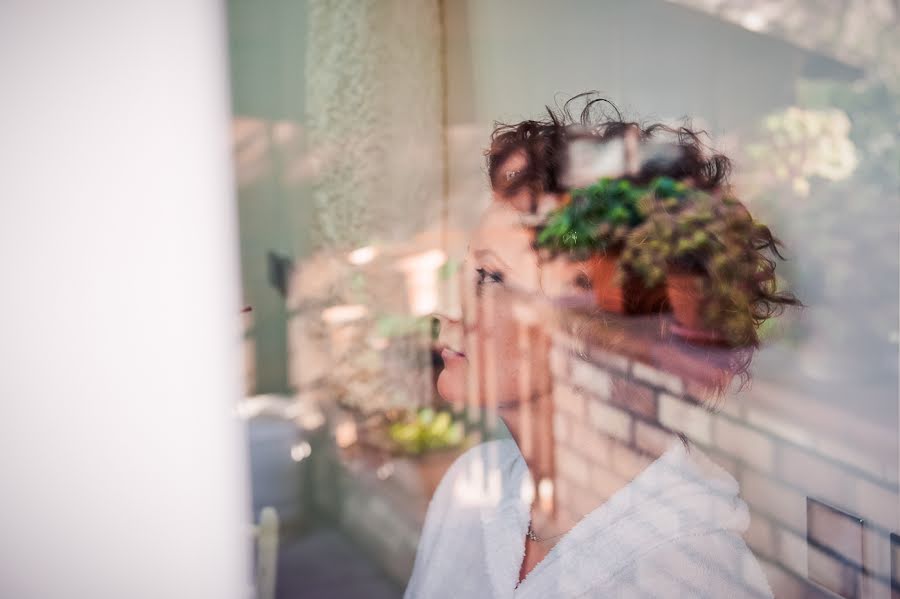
[229,2,899,597]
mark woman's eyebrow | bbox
[472,249,511,269]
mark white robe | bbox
[404,439,773,599]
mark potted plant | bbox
[622,189,774,346]
[534,177,685,313]
[387,408,469,496]
[529,191,600,305]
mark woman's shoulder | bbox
[454,437,522,468]
[428,438,524,503]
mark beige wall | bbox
[442,0,804,235]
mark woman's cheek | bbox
[492,334,524,403]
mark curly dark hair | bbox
[487,93,731,207]
[488,93,800,393]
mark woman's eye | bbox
[475,267,504,287]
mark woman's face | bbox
[436,151,594,409]
[436,202,540,407]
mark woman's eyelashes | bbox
[475,267,504,291]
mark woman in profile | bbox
[404,96,798,598]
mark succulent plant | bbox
[622,189,782,346]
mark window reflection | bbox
[231,2,899,597]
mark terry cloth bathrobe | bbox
[404,439,772,599]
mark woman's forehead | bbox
[468,203,534,264]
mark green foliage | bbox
[621,190,772,346]
[534,176,688,258]
[649,176,690,202]
[388,408,465,456]
[535,202,601,256]
[534,174,784,345]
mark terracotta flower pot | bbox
[666,270,727,344]
[666,271,706,330]
[591,252,668,315]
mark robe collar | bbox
[475,440,747,598]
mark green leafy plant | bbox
[388,408,465,456]
[535,176,688,259]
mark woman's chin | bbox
[436,368,466,406]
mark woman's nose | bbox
[431,313,463,349]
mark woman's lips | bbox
[441,347,467,361]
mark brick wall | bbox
[548,322,899,599]
[284,266,899,597]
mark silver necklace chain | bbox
[526,523,567,543]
